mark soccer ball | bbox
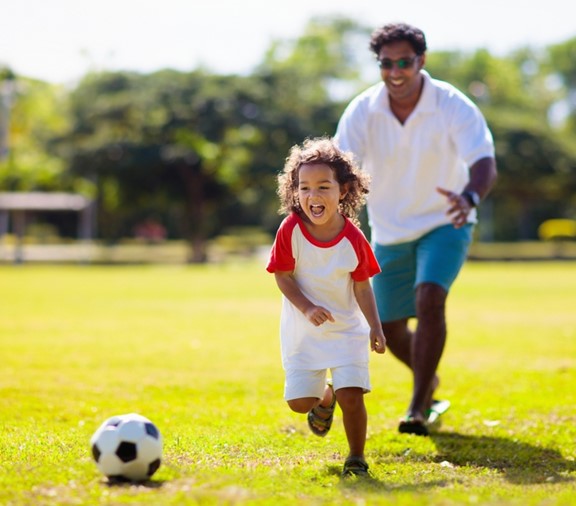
[90,413,163,482]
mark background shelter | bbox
[0,192,93,263]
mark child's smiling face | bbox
[297,162,346,227]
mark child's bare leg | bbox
[335,387,367,458]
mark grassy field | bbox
[0,261,575,505]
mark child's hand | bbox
[370,328,386,354]
[304,305,335,326]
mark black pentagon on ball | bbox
[92,444,101,462]
[144,422,160,439]
[148,458,161,476]
[116,441,138,462]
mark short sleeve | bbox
[344,222,380,281]
[266,215,297,273]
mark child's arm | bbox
[274,271,335,327]
[353,280,386,354]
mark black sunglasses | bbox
[377,56,418,70]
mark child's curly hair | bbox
[277,137,370,227]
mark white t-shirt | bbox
[335,70,495,245]
[266,213,381,371]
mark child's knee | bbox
[287,397,316,413]
[335,387,364,411]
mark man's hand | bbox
[437,187,471,228]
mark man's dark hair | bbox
[369,23,427,56]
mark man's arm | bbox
[463,156,498,202]
[437,156,498,228]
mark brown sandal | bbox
[307,383,336,437]
[342,456,369,477]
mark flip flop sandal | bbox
[398,415,429,436]
[427,399,451,425]
[307,383,336,437]
[342,456,369,477]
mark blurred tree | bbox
[10,17,576,248]
[426,48,556,115]
[57,69,262,261]
[249,15,373,234]
[0,72,71,192]
[546,37,576,133]
[487,109,576,239]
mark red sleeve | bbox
[345,221,381,282]
[266,214,297,273]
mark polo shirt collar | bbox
[375,69,436,115]
[416,70,436,114]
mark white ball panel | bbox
[137,435,163,461]
[97,453,123,477]
[94,428,120,454]
[117,420,146,441]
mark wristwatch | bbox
[462,190,481,207]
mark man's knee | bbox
[381,318,410,341]
[416,282,447,316]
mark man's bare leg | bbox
[382,283,446,423]
[409,283,447,420]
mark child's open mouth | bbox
[310,204,325,217]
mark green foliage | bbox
[484,108,576,239]
[260,16,370,94]
[547,37,576,88]
[546,37,576,134]
[0,262,575,505]
[4,18,576,245]
[426,48,552,114]
[57,69,267,258]
[0,77,70,191]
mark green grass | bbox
[0,261,575,505]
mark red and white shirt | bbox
[267,213,380,371]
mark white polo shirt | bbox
[335,70,495,245]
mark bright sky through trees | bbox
[2,0,574,84]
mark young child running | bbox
[266,137,386,477]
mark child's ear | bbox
[340,183,349,200]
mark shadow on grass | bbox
[328,463,450,493]
[330,431,575,492]
[105,477,166,489]
[430,431,576,484]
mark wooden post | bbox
[13,210,25,264]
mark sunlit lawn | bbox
[0,261,575,505]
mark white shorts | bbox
[284,363,371,401]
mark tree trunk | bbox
[178,162,209,263]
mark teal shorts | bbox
[372,224,473,322]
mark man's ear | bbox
[418,53,426,69]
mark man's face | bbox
[377,40,425,103]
